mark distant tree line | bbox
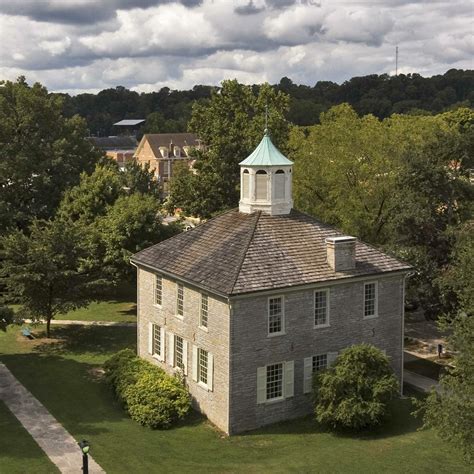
[57,69,473,137]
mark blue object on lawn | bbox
[21,328,34,339]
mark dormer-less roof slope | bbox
[131,209,411,296]
[239,134,293,167]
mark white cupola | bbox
[239,130,293,215]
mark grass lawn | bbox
[0,401,59,474]
[0,324,468,473]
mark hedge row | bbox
[104,349,191,429]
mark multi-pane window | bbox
[312,354,327,373]
[268,296,284,334]
[266,363,283,400]
[314,290,329,326]
[198,348,208,385]
[364,282,377,318]
[154,275,162,306]
[174,335,184,370]
[200,294,208,328]
[152,324,161,356]
[176,283,184,316]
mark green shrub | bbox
[126,371,191,428]
[313,344,399,430]
[104,349,191,429]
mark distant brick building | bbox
[134,133,203,195]
[131,132,411,434]
[88,136,137,171]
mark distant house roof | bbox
[240,133,293,167]
[113,119,145,126]
[131,208,411,297]
[135,133,202,159]
[89,136,137,151]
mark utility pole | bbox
[395,45,399,76]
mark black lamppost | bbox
[78,439,90,474]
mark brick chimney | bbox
[326,236,356,271]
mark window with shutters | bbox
[152,324,162,357]
[312,353,327,372]
[198,348,208,385]
[314,289,329,327]
[266,363,283,400]
[200,294,208,329]
[268,296,284,335]
[154,275,162,306]
[364,282,378,318]
[174,335,184,370]
[176,283,184,317]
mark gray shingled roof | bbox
[131,209,411,296]
[89,136,137,150]
[143,133,201,157]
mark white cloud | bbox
[0,0,471,93]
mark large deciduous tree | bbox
[0,77,101,233]
[167,80,290,218]
[0,219,102,337]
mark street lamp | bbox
[78,439,90,474]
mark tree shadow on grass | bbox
[242,395,422,441]
[118,304,137,317]
[31,325,137,358]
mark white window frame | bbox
[303,352,338,394]
[192,345,213,391]
[148,322,165,362]
[257,360,294,404]
[154,274,162,307]
[267,295,285,336]
[314,288,330,328]
[363,281,378,319]
[176,283,184,318]
[199,293,209,330]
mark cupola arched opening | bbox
[255,170,268,200]
[242,169,250,199]
[274,169,286,199]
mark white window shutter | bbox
[168,332,175,367]
[257,366,266,404]
[182,340,188,375]
[207,352,214,391]
[284,361,294,398]
[148,322,153,354]
[327,352,338,367]
[192,345,198,381]
[303,357,313,394]
[159,327,165,361]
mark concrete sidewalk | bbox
[25,319,136,327]
[404,369,441,394]
[0,363,104,473]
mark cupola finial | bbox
[264,102,268,135]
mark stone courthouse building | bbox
[131,132,411,434]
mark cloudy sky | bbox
[0,0,472,94]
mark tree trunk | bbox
[46,317,51,338]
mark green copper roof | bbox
[239,132,293,167]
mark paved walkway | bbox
[404,369,441,394]
[0,363,104,473]
[25,319,136,327]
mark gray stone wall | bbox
[137,267,231,433]
[228,275,404,434]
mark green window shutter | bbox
[327,352,338,367]
[168,332,175,367]
[159,327,165,361]
[284,360,294,398]
[303,357,313,394]
[207,352,214,391]
[148,322,153,354]
[192,345,198,381]
[257,366,266,404]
